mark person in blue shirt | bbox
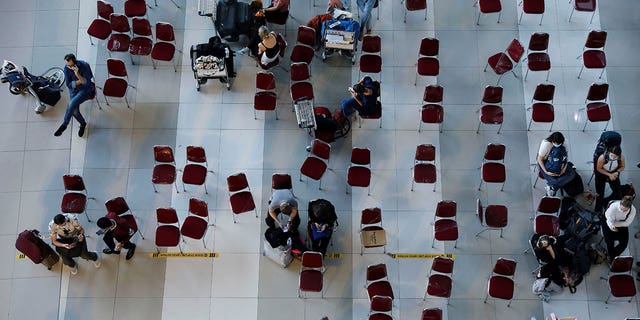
[54,54,95,137]
[340,76,378,118]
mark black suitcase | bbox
[562,170,584,197]
[15,230,59,270]
[35,86,61,106]
[216,0,239,40]
[235,2,251,35]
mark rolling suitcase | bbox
[15,229,59,270]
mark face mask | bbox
[552,143,561,148]
[609,155,618,161]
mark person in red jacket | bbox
[96,212,137,260]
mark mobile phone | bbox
[348,87,355,93]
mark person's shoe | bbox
[78,124,86,137]
[636,261,640,268]
[70,265,78,275]
[125,244,136,260]
[103,248,121,255]
[54,124,67,137]
[93,257,102,268]
[637,162,640,169]
[238,47,250,55]
[545,185,556,197]
[35,103,46,114]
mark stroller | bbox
[0,60,65,114]
[313,106,351,143]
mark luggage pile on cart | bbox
[320,19,360,64]
[190,37,236,91]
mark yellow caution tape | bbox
[148,252,219,258]
[388,253,456,259]
[16,254,26,259]
[323,253,344,259]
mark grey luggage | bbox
[263,238,293,268]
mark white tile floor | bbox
[0,0,639,319]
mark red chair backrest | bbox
[432,256,454,274]
[419,38,439,56]
[351,148,371,166]
[423,85,443,103]
[484,144,506,161]
[63,174,86,191]
[362,35,381,53]
[506,39,525,62]
[276,33,287,57]
[370,295,392,312]
[610,256,633,273]
[290,62,310,82]
[301,251,323,268]
[132,17,152,37]
[256,71,276,90]
[361,207,382,225]
[227,173,249,192]
[186,146,206,163]
[107,58,128,77]
[154,145,175,163]
[156,22,175,42]
[97,0,115,20]
[157,208,179,224]
[528,32,549,51]
[189,198,208,218]
[435,201,456,218]
[586,83,608,101]
[296,25,316,46]
[105,197,130,215]
[109,13,130,33]
[477,199,485,224]
[310,139,330,160]
[415,144,435,162]
[585,30,607,49]
[493,258,517,276]
[366,263,388,281]
[533,84,555,101]
[482,86,503,104]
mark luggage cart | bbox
[320,20,359,65]
[294,97,318,149]
[191,45,232,91]
[198,0,217,23]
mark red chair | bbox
[152,145,178,193]
[369,295,392,317]
[527,83,555,131]
[421,308,443,320]
[151,22,177,71]
[525,32,550,81]
[155,208,182,253]
[182,146,212,193]
[290,62,311,83]
[534,213,560,236]
[107,13,131,57]
[360,208,386,255]
[87,0,114,45]
[296,25,316,48]
[100,58,134,108]
[478,143,506,191]
[476,0,502,24]
[424,256,454,303]
[271,173,293,191]
[359,35,382,79]
[181,198,211,248]
[602,256,636,303]
[419,85,444,132]
[226,173,258,223]
[484,258,517,306]
[254,71,278,120]
[476,199,508,237]
[61,175,95,222]
[415,38,439,86]
[300,139,331,190]
[484,39,525,84]
[265,9,289,37]
[347,147,372,195]
[290,81,314,106]
[569,0,597,24]
[519,0,545,25]
[298,251,324,298]
[582,83,610,131]
[124,0,147,18]
[578,30,607,79]
[290,44,315,65]
[129,17,153,64]
[535,196,561,216]
[404,0,427,23]
[366,263,394,300]
[258,33,287,70]
[476,86,504,134]
[104,196,144,239]
[431,203,458,249]
[412,144,437,192]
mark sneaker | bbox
[35,103,46,114]
[125,244,136,260]
[238,47,250,55]
[103,248,121,255]
[93,257,102,268]
[70,265,78,275]
[637,162,640,169]
[545,185,556,197]
[78,124,86,137]
[54,124,67,137]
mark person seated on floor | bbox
[266,189,308,254]
[307,199,338,256]
[340,76,378,119]
[532,262,565,302]
[537,131,575,196]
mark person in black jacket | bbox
[307,199,338,256]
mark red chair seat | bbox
[348,166,371,187]
[291,82,314,101]
[182,164,207,185]
[406,0,427,11]
[586,102,611,121]
[481,162,506,183]
[367,280,395,300]
[156,225,180,246]
[259,57,280,70]
[181,216,207,240]
[299,270,323,292]
[527,53,550,71]
[417,57,439,76]
[414,163,436,183]
[360,55,382,73]
[130,37,152,55]
[487,53,513,75]
[124,0,147,17]
[229,191,256,214]
[531,103,554,122]
[609,275,636,297]
[488,276,514,300]
[534,214,560,235]
[254,92,277,111]
[574,0,596,11]
[300,157,327,180]
[361,102,382,119]
[421,104,444,123]
[485,205,508,228]
[369,314,393,320]
[479,0,502,13]
[523,0,544,13]
[151,42,176,61]
[427,274,452,297]
[152,164,176,184]
[61,193,87,213]
[421,308,443,320]
[480,105,504,124]
[315,131,335,144]
[107,34,131,52]
[87,19,112,40]
[434,219,458,241]
[583,50,606,68]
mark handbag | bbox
[311,223,331,240]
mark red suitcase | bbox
[15,229,59,270]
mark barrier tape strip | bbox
[388,253,456,259]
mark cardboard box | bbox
[361,229,387,247]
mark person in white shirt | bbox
[537,132,575,196]
[602,196,636,261]
[594,145,626,213]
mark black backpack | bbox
[545,145,567,174]
[592,131,621,169]
[566,206,601,240]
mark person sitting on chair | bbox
[266,189,308,254]
[253,26,280,66]
[340,76,378,118]
[308,199,338,256]
[594,145,625,213]
[537,131,575,196]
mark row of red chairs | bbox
[477,0,597,25]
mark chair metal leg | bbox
[499,228,503,238]
[478,180,483,191]
[497,123,503,134]
[483,62,489,72]
[411,180,415,191]
[89,36,95,46]
[153,183,158,192]
[589,11,596,24]
[476,121,481,134]
[476,228,488,237]
[476,12,481,25]
[431,237,435,248]
[582,120,588,131]
[568,8,575,22]
[549,121,553,132]
[124,96,131,108]
[404,8,407,23]
[484,292,489,303]
[533,175,539,188]
[432,182,436,192]
[539,13,544,25]
[545,70,550,81]
[497,11,502,23]
[578,65,584,78]
[527,118,533,131]
[603,120,609,131]
[518,11,523,24]
[500,182,505,191]
[524,68,529,80]
[598,68,605,79]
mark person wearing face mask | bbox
[594,145,626,213]
[602,196,636,261]
[537,132,575,196]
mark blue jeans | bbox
[63,88,93,126]
[357,0,375,31]
[341,98,361,117]
[539,164,576,190]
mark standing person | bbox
[49,213,100,275]
[54,53,95,138]
[594,145,626,213]
[602,196,636,261]
[536,131,575,196]
[96,212,137,260]
[357,0,375,37]
[341,76,378,118]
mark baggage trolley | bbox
[191,45,232,91]
[320,20,359,65]
[198,0,217,24]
